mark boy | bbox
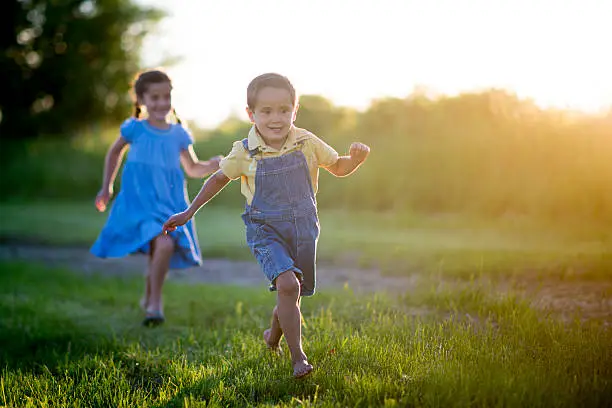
[163,73,370,378]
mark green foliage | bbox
[0,0,164,139]
[313,90,612,222]
[1,262,611,407]
[3,90,612,224]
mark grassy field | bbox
[3,56,612,406]
[1,201,611,280]
[1,262,611,407]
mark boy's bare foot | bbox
[293,359,313,379]
[263,329,282,353]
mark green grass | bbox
[1,262,611,407]
[1,201,611,280]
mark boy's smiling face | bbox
[247,86,297,149]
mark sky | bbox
[137,0,612,128]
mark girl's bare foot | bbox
[263,328,282,353]
[142,310,165,327]
[293,358,313,379]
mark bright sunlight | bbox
[138,0,612,127]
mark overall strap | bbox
[241,138,259,158]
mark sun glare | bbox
[137,0,612,127]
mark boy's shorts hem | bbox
[267,265,303,285]
[267,266,317,297]
[269,285,315,297]
[300,289,315,297]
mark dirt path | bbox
[2,243,610,325]
[0,243,418,294]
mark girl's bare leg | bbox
[143,235,174,326]
[140,256,153,311]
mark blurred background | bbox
[4,3,612,404]
[1,0,612,273]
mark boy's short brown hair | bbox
[247,73,297,110]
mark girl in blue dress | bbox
[91,70,221,327]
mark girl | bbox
[163,73,370,378]
[92,70,221,327]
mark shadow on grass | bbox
[0,301,124,371]
[155,353,323,408]
[0,262,138,372]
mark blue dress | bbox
[91,118,202,269]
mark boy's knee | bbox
[275,271,300,297]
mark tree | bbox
[0,0,164,140]
[295,95,356,143]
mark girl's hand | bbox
[208,155,223,171]
[349,142,370,164]
[95,187,113,212]
[163,211,192,233]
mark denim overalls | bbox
[240,138,320,296]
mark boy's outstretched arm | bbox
[163,170,231,232]
[325,142,370,177]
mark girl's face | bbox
[247,86,297,148]
[139,81,172,123]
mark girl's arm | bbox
[95,137,129,212]
[325,142,370,177]
[163,170,231,232]
[180,146,222,178]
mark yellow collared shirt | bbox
[219,126,339,205]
